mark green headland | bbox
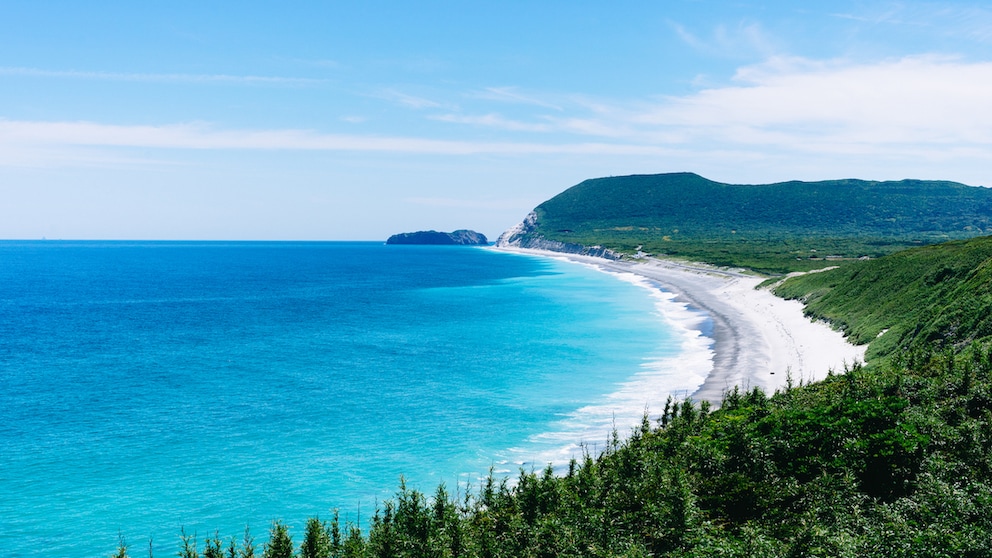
[499,172,992,273]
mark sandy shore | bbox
[495,247,866,404]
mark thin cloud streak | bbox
[668,20,778,59]
[471,87,564,110]
[431,113,552,132]
[375,89,449,110]
[0,66,325,85]
[831,3,992,44]
[0,119,678,157]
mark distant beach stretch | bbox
[495,247,867,404]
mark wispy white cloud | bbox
[431,113,552,132]
[431,93,645,138]
[668,20,778,58]
[831,2,992,44]
[0,142,178,169]
[829,5,907,25]
[0,66,325,86]
[549,116,641,140]
[636,55,992,149]
[0,119,678,159]
[470,87,563,110]
[375,89,450,110]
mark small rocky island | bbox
[386,229,489,245]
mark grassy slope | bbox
[527,172,992,273]
[773,235,992,362]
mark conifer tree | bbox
[329,511,342,556]
[341,525,365,558]
[204,532,224,558]
[179,527,199,558]
[299,516,333,558]
[263,521,294,558]
[239,525,256,558]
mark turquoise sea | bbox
[0,241,706,557]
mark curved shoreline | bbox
[493,247,866,404]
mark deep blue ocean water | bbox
[0,241,687,557]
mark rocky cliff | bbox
[495,212,623,260]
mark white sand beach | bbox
[495,247,866,405]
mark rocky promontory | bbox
[495,212,623,260]
[386,229,489,245]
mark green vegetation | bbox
[515,172,992,273]
[116,347,992,557]
[774,235,992,362]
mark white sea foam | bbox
[491,246,866,474]
[503,260,716,471]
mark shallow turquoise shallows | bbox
[0,241,683,557]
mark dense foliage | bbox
[114,347,992,557]
[774,235,992,362]
[520,172,992,272]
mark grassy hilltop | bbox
[513,172,992,273]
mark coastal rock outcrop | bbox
[386,229,489,245]
[496,212,623,260]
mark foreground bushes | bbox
[116,345,992,557]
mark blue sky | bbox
[3,1,992,240]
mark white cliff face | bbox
[495,212,538,247]
[495,211,623,260]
